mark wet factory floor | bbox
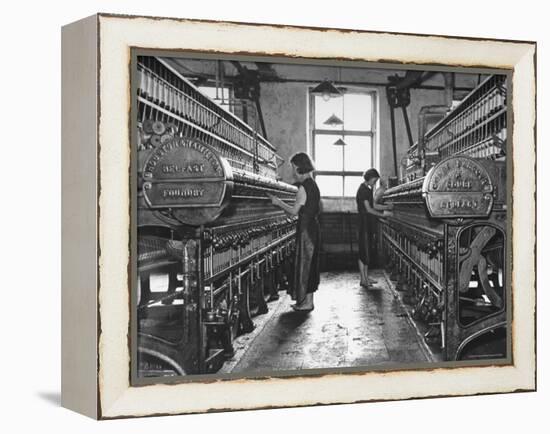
[221,270,432,375]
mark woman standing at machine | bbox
[269,152,320,312]
[356,169,392,288]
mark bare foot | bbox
[291,303,314,311]
[292,306,313,312]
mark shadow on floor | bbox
[277,310,312,328]
[37,391,61,407]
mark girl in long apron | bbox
[356,169,393,288]
[269,152,320,311]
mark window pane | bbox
[344,176,365,197]
[314,134,344,171]
[314,95,343,131]
[343,135,372,172]
[316,175,343,197]
[198,86,230,108]
[343,93,372,131]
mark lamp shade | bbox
[311,80,342,100]
[333,138,347,146]
[323,114,344,126]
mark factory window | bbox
[198,85,233,112]
[310,90,377,197]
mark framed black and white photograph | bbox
[132,52,510,380]
[61,13,536,419]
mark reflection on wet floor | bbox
[226,270,430,374]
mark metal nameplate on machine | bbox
[423,156,495,218]
[142,138,234,221]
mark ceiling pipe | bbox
[443,72,455,107]
[390,70,426,89]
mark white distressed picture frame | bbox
[61,13,536,419]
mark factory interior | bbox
[135,54,508,379]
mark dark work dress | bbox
[292,177,321,303]
[356,183,376,266]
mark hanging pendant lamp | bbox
[311,80,342,101]
[323,114,344,126]
[333,138,347,146]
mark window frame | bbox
[309,87,378,198]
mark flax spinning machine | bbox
[381,74,508,361]
[135,56,298,377]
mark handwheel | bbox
[137,347,185,378]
